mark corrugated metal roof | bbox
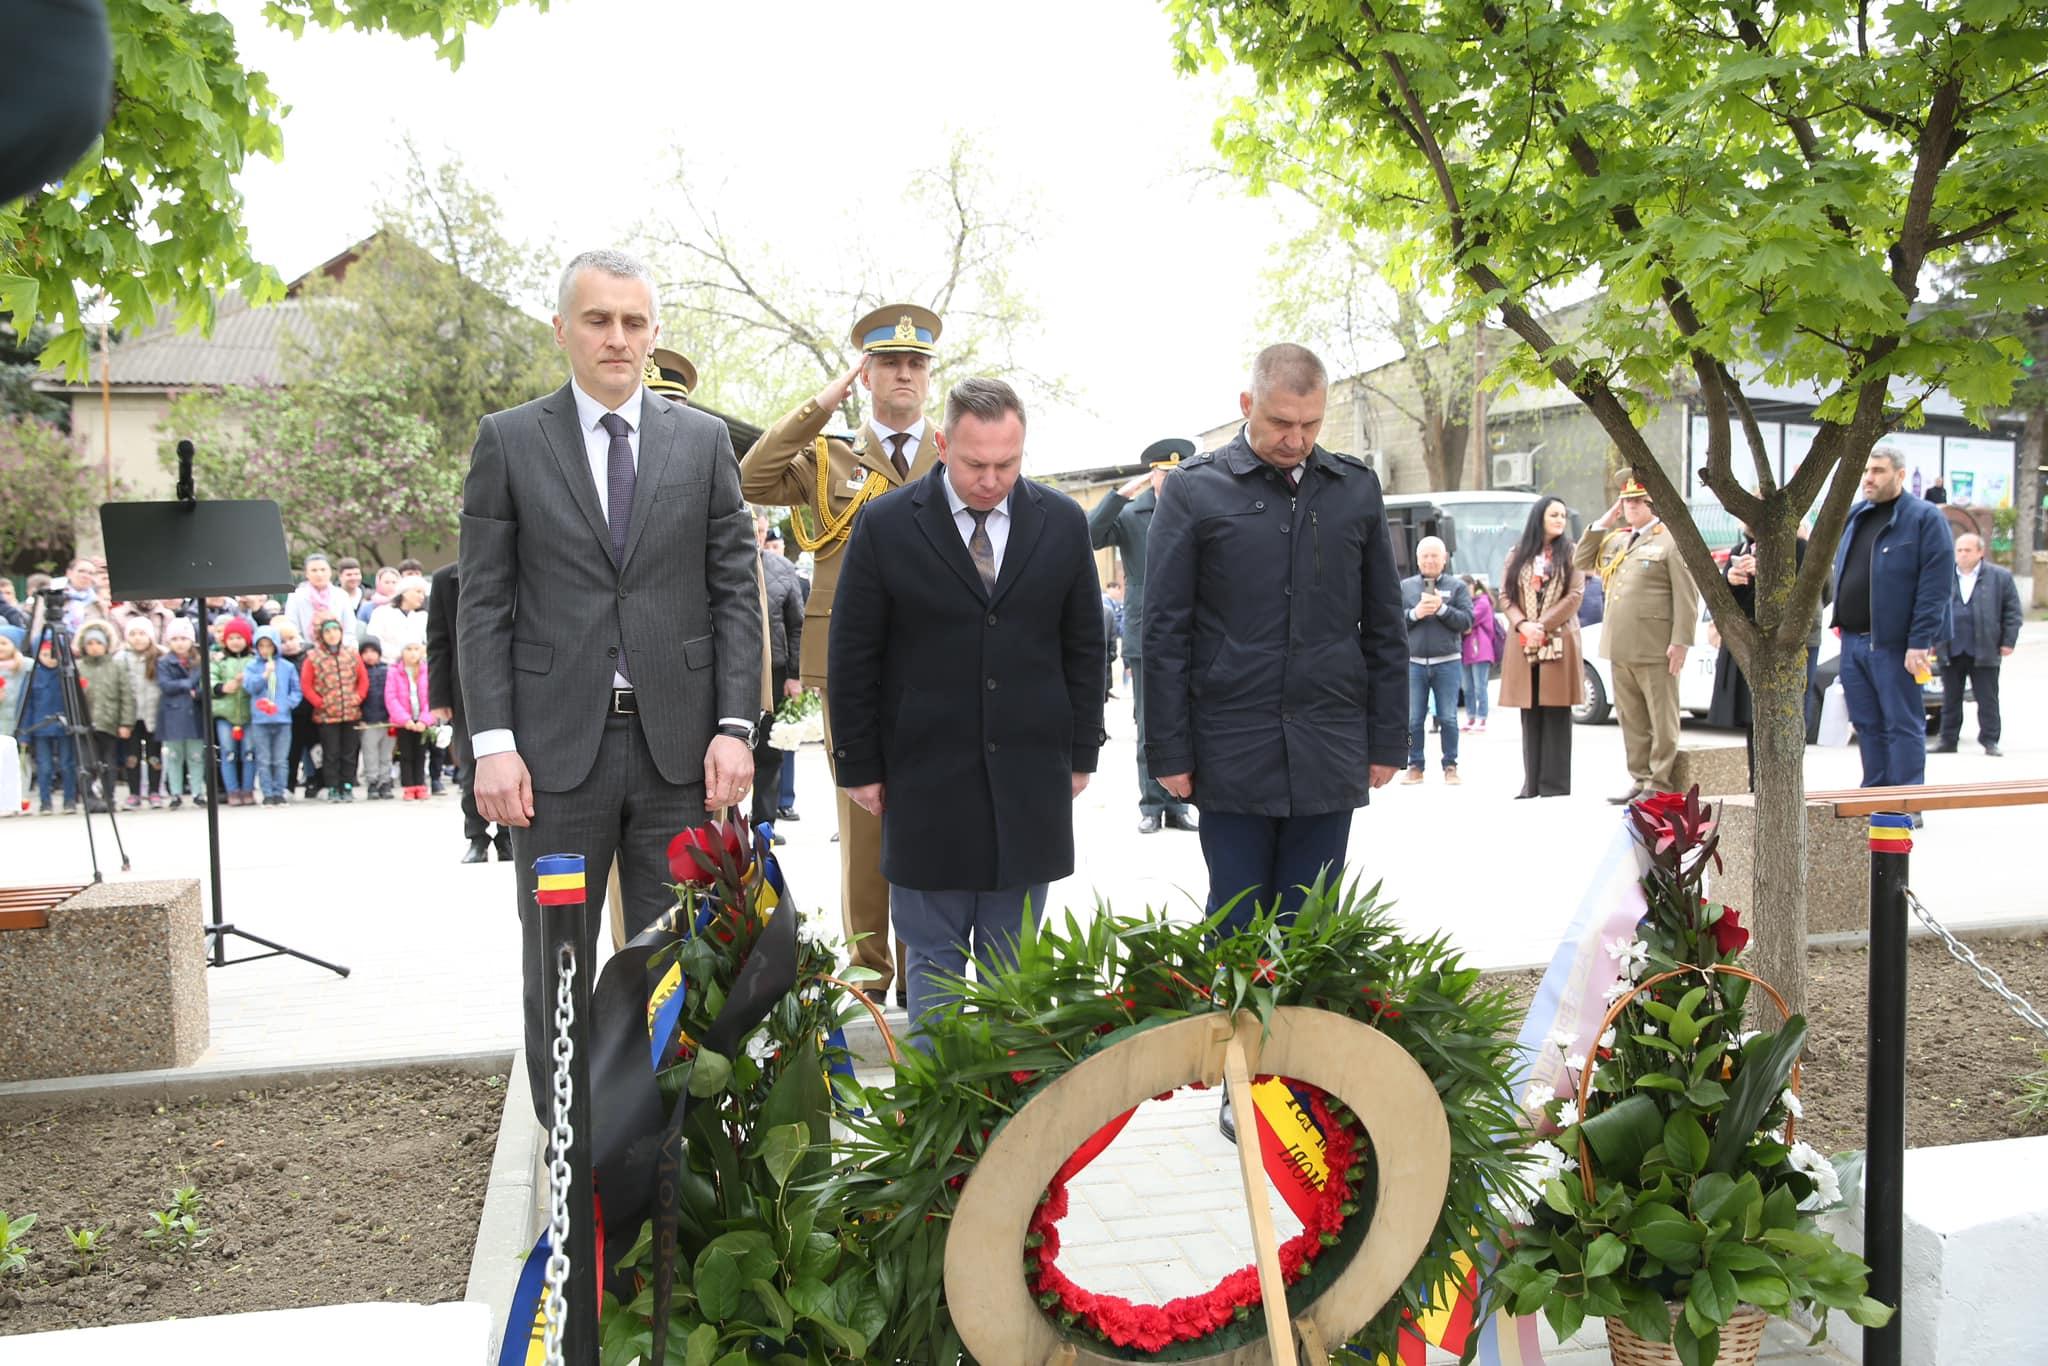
[35,294,326,390]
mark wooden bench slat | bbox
[1807,780,2048,818]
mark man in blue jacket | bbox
[1830,446,1952,788]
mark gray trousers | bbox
[513,711,707,1116]
[1129,658,1188,818]
[891,883,1046,1045]
[358,725,395,790]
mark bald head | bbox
[1955,533,1984,572]
[1417,536,1448,576]
[1249,343,1328,399]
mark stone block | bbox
[1708,796,1869,935]
[0,879,208,1081]
[1671,739,1751,796]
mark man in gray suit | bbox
[459,248,762,1108]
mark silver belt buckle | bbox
[610,688,637,715]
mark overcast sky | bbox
[227,0,1314,471]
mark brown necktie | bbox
[888,432,911,482]
[966,508,997,593]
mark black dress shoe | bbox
[776,806,800,822]
[1983,743,2002,756]
[1164,810,1199,832]
[894,984,909,1009]
[1607,785,1644,806]
[1138,813,1163,834]
[461,837,491,864]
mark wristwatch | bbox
[717,720,755,747]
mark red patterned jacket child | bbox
[299,625,369,724]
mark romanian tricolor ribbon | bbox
[1868,813,1913,855]
[533,854,586,906]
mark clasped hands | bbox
[475,734,754,829]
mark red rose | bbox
[1710,905,1749,957]
[665,822,745,884]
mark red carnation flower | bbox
[1710,905,1749,957]
[666,822,745,884]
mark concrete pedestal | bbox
[1672,739,1751,796]
[1709,795,1868,934]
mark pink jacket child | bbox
[383,656,433,727]
[383,648,436,800]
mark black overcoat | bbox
[828,466,1106,892]
[1141,433,1408,816]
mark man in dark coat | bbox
[1143,344,1407,934]
[1931,532,2022,756]
[754,512,806,824]
[829,378,1104,1037]
[427,560,510,863]
[1090,438,1198,834]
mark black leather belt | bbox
[610,688,637,715]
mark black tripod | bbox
[100,441,349,978]
[18,594,129,878]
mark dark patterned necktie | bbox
[966,508,997,593]
[888,431,911,482]
[598,412,635,563]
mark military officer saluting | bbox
[1573,473,1700,804]
[740,304,944,1005]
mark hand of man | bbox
[1369,763,1399,789]
[848,782,886,816]
[815,362,862,414]
[2001,645,2014,656]
[1903,648,1933,678]
[1415,594,1441,618]
[704,734,753,813]
[476,751,535,828]
[223,677,240,693]
[1667,644,1688,676]
[782,677,803,699]
[1158,771,1193,800]
[1599,497,1625,528]
[1070,772,1090,799]
[1726,560,1751,586]
[430,706,452,724]
[1116,473,1151,499]
[118,726,130,739]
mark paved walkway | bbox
[3,625,2036,1361]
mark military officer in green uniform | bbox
[1089,438,1198,834]
[1573,474,1700,803]
[739,305,943,1003]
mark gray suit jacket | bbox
[457,382,761,793]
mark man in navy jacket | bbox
[1830,446,1952,788]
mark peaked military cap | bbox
[644,348,698,399]
[1143,437,1196,468]
[851,303,942,356]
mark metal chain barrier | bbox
[1904,888,2048,1039]
[541,942,578,1366]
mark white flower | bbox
[1556,1099,1581,1127]
[1602,979,1632,1005]
[1566,1053,1588,1073]
[1781,1088,1804,1120]
[1561,1155,1580,1172]
[1545,1026,1577,1054]
[1642,1024,1660,1036]
[1787,1140,1842,1211]
[1737,1029,1763,1047]
[1522,1081,1554,1114]
[1598,1027,1617,1050]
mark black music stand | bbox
[99,442,349,977]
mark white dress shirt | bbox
[1957,564,1979,604]
[941,474,1013,577]
[868,416,927,471]
[472,378,747,762]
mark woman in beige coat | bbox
[1498,497,1585,798]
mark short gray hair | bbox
[944,377,1027,434]
[557,248,660,323]
[1250,343,1327,398]
[1867,444,1906,471]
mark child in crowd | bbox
[19,637,76,814]
[0,625,32,809]
[300,616,368,802]
[357,636,394,799]
[385,638,433,800]
[277,619,319,796]
[1460,574,1499,733]
[156,619,208,807]
[122,618,164,807]
[211,617,256,805]
[73,620,134,813]
[243,625,302,805]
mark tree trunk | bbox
[1745,637,1812,1024]
[2020,406,2043,593]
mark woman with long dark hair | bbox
[1497,497,1586,798]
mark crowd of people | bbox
[0,552,459,817]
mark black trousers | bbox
[86,730,121,806]
[395,727,427,786]
[316,721,361,792]
[289,705,318,791]
[124,720,159,797]
[1519,705,1574,797]
[514,710,707,1117]
[752,664,788,825]
[1939,653,2002,745]
[1128,658,1188,818]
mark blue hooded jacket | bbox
[242,625,302,724]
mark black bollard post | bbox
[1863,812,1913,1366]
[535,853,599,1366]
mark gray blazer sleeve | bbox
[703,424,764,723]
[457,414,517,736]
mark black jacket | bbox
[1399,573,1474,658]
[1088,486,1157,657]
[828,466,1106,892]
[760,549,805,672]
[1142,432,1408,816]
[1937,561,2023,667]
[425,562,464,756]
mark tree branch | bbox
[1926,207,2018,253]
